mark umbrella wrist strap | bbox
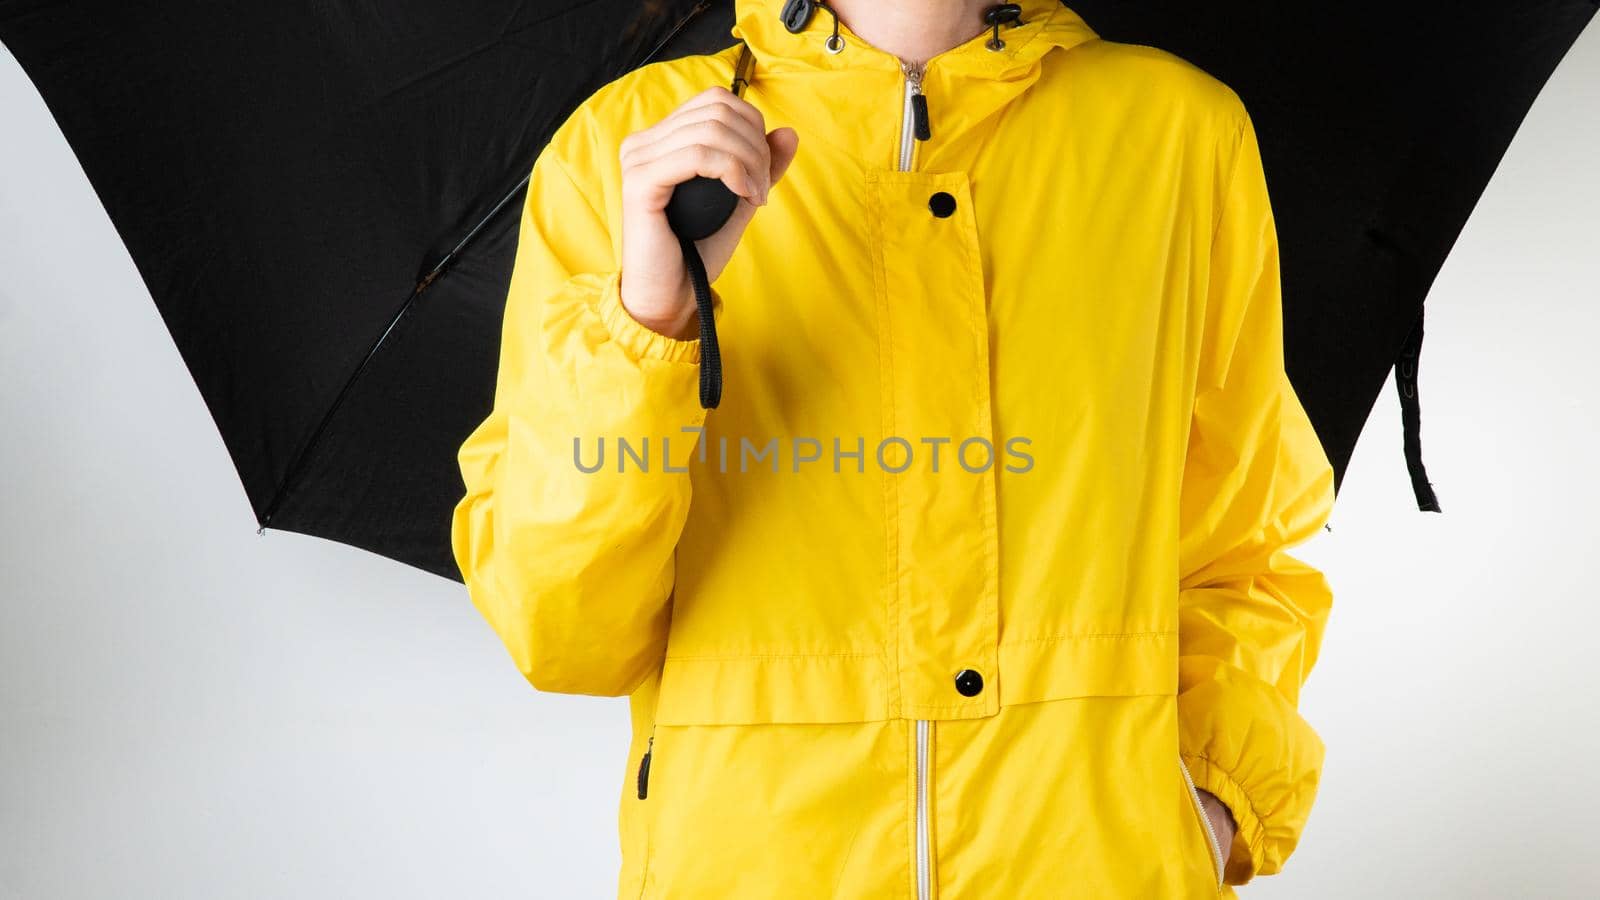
[680,235,722,409]
[1396,305,1439,512]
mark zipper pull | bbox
[903,61,931,141]
[636,735,654,800]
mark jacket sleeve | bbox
[450,104,710,696]
[1175,108,1338,885]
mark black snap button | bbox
[954,668,984,697]
[928,191,957,218]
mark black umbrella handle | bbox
[661,41,753,409]
[665,176,741,243]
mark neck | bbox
[826,0,996,65]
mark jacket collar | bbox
[730,0,1099,78]
[727,2,1099,172]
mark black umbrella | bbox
[1,1,1592,579]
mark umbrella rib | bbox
[256,0,719,534]
[258,284,423,533]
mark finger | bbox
[623,103,770,192]
[624,116,771,206]
[627,142,762,209]
[627,113,770,188]
[620,86,764,158]
[668,86,765,136]
[766,126,800,185]
[620,88,776,203]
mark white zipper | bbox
[897,55,934,900]
[898,59,925,172]
[915,718,932,900]
[1179,757,1226,888]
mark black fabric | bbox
[1,1,1592,579]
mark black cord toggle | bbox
[778,0,843,53]
[983,4,1024,51]
[779,0,816,33]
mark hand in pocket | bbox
[1195,788,1237,869]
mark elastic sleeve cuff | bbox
[1175,658,1326,882]
[590,270,705,366]
[1182,752,1267,885]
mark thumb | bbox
[766,126,800,184]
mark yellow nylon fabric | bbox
[452,0,1335,893]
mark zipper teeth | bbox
[898,59,924,172]
[915,719,931,900]
[901,55,931,900]
[1179,758,1226,888]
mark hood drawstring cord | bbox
[984,4,1024,51]
[820,3,845,54]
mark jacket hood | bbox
[730,1,1099,78]
[727,1,1100,171]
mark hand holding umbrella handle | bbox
[665,42,755,409]
[665,177,736,409]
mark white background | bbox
[3,22,1597,900]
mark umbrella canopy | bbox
[1,1,1592,579]
[1072,0,1598,514]
[0,0,727,579]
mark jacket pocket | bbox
[1179,757,1225,892]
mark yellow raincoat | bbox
[451,0,1336,896]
